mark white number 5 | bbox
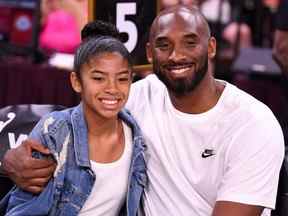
[116,2,138,52]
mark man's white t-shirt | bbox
[126,74,284,216]
[79,122,132,216]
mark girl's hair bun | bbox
[81,20,121,41]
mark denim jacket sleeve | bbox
[0,111,70,216]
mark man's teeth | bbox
[171,67,190,74]
[101,99,118,105]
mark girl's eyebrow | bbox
[89,69,130,75]
[117,70,130,75]
[90,70,105,74]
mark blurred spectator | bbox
[39,0,88,54]
[264,0,280,11]
[231,0,280,47]
[160,0,208,9]
[273,0,288,76]
[271,3,288,215]
[273,0,288,146]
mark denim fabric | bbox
[0,104,147,216]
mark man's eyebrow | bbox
[155,36,168,42]
[183,33,199,40]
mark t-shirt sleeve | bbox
[216,115,285,209]
[125,82,138,111]
[126,76,151,112]
[276,0,288,30]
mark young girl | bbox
[0,21,147,216]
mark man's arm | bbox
[212,201,263,216]
[211,113,284,216]
[2,139,56,194]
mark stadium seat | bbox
[0,104,65,199]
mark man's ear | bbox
[146,42,153,64]
[70,72,82,93]
[208,37,216,59]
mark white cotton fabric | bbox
[126,74,284,216]
[79,122,132,216]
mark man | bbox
[1,6,284,216]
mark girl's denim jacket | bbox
[0,104,147,216]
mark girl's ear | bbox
[70,72,82,93]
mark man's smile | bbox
[165,63,194,77]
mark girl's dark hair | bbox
[74,20,132,78]
[81,20,122,41]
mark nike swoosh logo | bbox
[201,152,215,158]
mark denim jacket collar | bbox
[70,103,146,168]
[70,103,90,168]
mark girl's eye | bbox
[92,77,104,81]
[118,77,130,82]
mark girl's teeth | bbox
[101,100,117,105]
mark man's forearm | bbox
[212,201,263,216]
[0,140,56,193]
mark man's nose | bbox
[168,45,186,62]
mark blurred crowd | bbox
[39,0,87,54]
[39,0,280,55]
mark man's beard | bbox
[154,56,209,96]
